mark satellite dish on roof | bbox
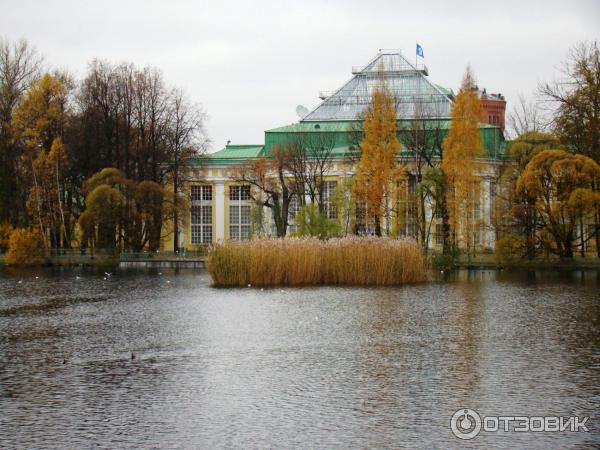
[296,105,309,119]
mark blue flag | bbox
[416,43,424,58]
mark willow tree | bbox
[496,131,561,259]
[516,150,600,259]
[354,82,403,236]
[79,168,172,252]
[441,67,484,255]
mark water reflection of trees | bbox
[348,282,487,440]
[446,272,485,402]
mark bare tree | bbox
[74,60,210,250]
[0,39,42,127]
[285,132,336,212]
[164,89,209,251]
[506,93,549,139]
[234,146,295,237]
[539,41,600,161]
[0,38,42,225]
[540,41,600,257]
[398,99,449,254]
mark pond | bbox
[0,267,599,449]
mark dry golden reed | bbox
[207,236,427,287]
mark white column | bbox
[215,182,225,241]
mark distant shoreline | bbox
[1,251,599,272]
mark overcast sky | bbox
[1,0,599,150]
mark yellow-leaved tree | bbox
[441,67,484,255]
[355,81,403,236]
[12,73,71,248]
[5,228,47,265]
[516,150,600,259]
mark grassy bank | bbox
[0,251,117,268]
[207,237,427,287]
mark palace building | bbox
[166,50,507,251]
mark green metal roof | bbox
[264,119,504,157]
[211,144,264,157]
[192,119,506,166]
[192,145,264,165]
[267,121,353,133]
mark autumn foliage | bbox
[441,67,484,253]
[5,228,47,265]
[11,74,72,248]
[0,222,14,252]
[355,81,404,236]
[78,168,180,252]
[496,132,561,259]
[516,149,600,258]
[0,39,207,253]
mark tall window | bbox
[435,223,444,245]
[489,180,496,222]
[229,185,251,240]
[473,201,481,220]
[404,174,418,238]
[407,174,417,194]
[474,224,484,246]
[322,180,337,219]
[191,185,212,244]
[288,193,301,233]
[356,204,376,236]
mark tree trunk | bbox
[441,201,452,255]
[580,214,585,258]
[596,208,600,258]
[559,232,574,259]
[271,194,286,238]
[564,244,573,259]
[173,174,179,253]
[418,192,426,251]
[375,215,382,237]
[525,203,536,260]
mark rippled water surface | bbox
[1,267,599,449]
